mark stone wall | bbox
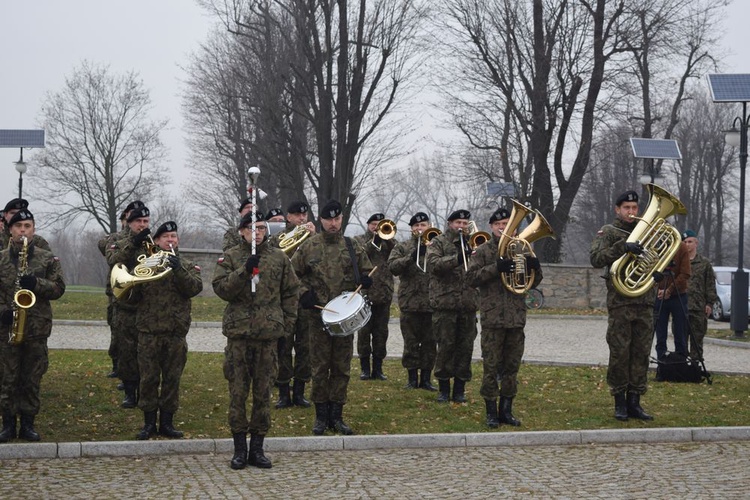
[182,248,608,309]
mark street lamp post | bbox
[14,147,27,199]
[724,105,749,339]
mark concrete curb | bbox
[1,426,748,461]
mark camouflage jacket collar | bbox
[322,231,342,244]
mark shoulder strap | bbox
[344,237,362,285]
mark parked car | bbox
[711,266,750,321]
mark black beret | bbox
[320,200,342,219]
[489,208,511,224]
[239,211,266,229]
[287,201,309,214]
[127,206,150,222]
[124,200,145,212]
[409,212,429,226]
[238,198,253,213]
[367,213,385,224]
[447,209,471,221]
[154,221,178,239]
[3,198,28,213]
[615,190,639,206]
[266,208,284,219]
[8,209,33,227]
[682,229,697,240]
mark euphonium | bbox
[9,236,36,345]
[278,225,312,255]
[497,200,556,295]
[372,219,397,250]
[467,221,491,249]
[610,184,687,298]
[110,236,175,300]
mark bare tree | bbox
[35,61,167,233]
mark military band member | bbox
[590,190,656,421]
[1,198,51,251]
[0,210,65,442]
[291,200,373,436]
[271,201,316,409]
[467,208,541,427]
[354,213,395,381]
[106,205,152,408]
[682,230,718,360]
[128,221,203,440]
[213,211,299,470]
[426,209,478,403]
[222,198,255,252]
[387,212,437,390]
[266,208,285,222]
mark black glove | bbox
[360,275,373,289]
[653,271,664,283]
[277,336,286,354]
[624,242,643,255]
[19,275,37,290]
[0,309,12,326]
[496,258,515,273]
[245,255,261,274]
[166,255,181,270]
[526,256,541,271]
[299,289,318,310]
[133,228,151,246]
[410,245,427,260]
[373,234,383,246]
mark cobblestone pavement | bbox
[1,441,749,498]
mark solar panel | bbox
[486,181,515,197]
[629,138,682,160]
[0,129,45,148]
[707,74,750,102]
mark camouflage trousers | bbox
[137,333,187,413]
[688,310,708,360]
[606,305,653,396]
[106,298,119,364]
[0,338,49,416]
[276,308,311,385]
[479,326,524,399]
[224,338,277,435]
[399,311,436,370]
[309,314,353,404]
[433,309,478,382]
[111,305,139,382]
[357,302,390,361]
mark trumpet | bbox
[371,219,397,251]
[415,227,441,272]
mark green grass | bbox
[34,351,750,443]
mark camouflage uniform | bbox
[353,232,395,375]
[98,231,122,372]
[213,238,299,435]
[222,227,242,252]
[0,230,51,251]
[687,253,718,360]
[590,218,656,396]
[388,234,435,373]
[0,241,65,418]
[426,228,478,388]
[128,251,202,415]
[467,234,542,400]
[291,232,373,405]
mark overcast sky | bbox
[1,0,750,209]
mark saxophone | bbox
[9,236,37,345]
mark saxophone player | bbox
[0,210,65,442]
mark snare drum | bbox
[321,292,372,337]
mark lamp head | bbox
[14,160,27,175]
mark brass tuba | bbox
[9,236,36,345]
[110,236,175,300]
[372,219,397,251]
[497,200,556,295]
[278,225,312,255]
[610,184,687,298]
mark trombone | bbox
[415,227,441,272]
[467,221,491,250]
[371,219,397,251]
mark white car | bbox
[711,266,750,321]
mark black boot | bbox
[121,381,138,409]
[359,357,371,380]
[18,414,41,442]
[292,380,311,407]
[230,432,248,470]
[499,396,521,426]
[107,359,118,378]
[329,403,354,435]
[419,370,437,391]
[159,411,184,438]
[275,383,292,409]
[117,382,125,391]
[0,413,17,442]
[614,393,629,421]
[452,379,466,403]
[371,358,387,380]
[626,392,654,421]
[405,369,419,389]
[248,433,272,468]
[437,379,450,403]
[136,411,157,440]
[312,402,329,435]
[485,399,500,428]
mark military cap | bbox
[287,201,309,214]
[320,200,342,219]
[409,212,429,226]
[239,211,266,229]
[3,198,28,213]
[154,221,178,239]
[127,206,150,222]
[447,209,471,221]
[266,208,284,219]
[121,200,145,221]
[489,208,511,224]
[238,198,253,213]
[615,191,639,206]
[8,209,33,226]
[682,229,697,240]
[367,213,386,224]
